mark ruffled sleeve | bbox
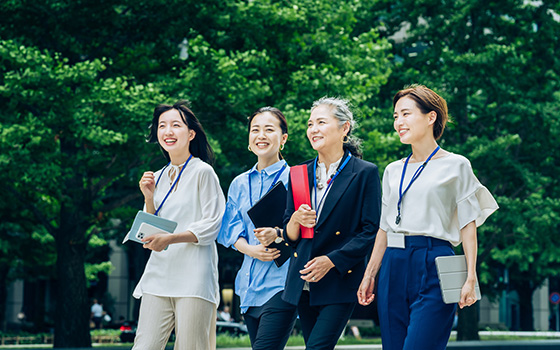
[379,166,392,233]
[455,158,498,229]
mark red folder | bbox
[290,165,314,239]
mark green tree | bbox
[0,0,395,346]
[0,40,162,347]
[370,0,560,336]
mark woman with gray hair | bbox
[282,97,382,349]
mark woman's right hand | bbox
[139,171,155,199]
[290,204,317,228]
[247,244,281,262]
[357,272,377,306]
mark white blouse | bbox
[380,153,498,246]
[133,157,226,305]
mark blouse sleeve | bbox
[186,166,226,246]
[455,158,499,229]
[379,166,392,233]
[217,184,247,249]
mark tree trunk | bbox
[517,283,535,331]
[53,202,91,348]
[457,304,480,340]
[0,265,9,332]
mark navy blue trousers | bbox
[377,236,456,350]
[298,291,356,350]
[244,291,297,350]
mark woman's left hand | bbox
[253,227,278,247]
[142,233,172,252]
[299,256,334,283]
[459,278,478,309]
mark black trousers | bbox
[244,291,297,350]
[298,291,356,350]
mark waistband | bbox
[400,235,452,249]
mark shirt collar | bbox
[248,159,287,176]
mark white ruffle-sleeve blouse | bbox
[380,153,498,246]
[133,157,226,305]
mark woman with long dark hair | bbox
[132,100,225,350]
[283,97,382,349]
[218,107,297,350]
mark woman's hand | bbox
[253,227,278,247]
[142,233,171,252]
[299,256,334,283]
[291,204,317,228]
[357,272,377,306]
[139,171,155,200]
[459,277,478,309]
[247,244,280,262]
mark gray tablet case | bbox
[122,211,178,244]
[435,255,481,304]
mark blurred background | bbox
[0,0,559,347]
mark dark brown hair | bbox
[393,84,449,140]
[147,100,215,164]
[247,106,288,159]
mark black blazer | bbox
[281,154,381,306]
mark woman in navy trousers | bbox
[282,97,381,350]
[357,85,498,350]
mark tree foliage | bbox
[371,0,560,334]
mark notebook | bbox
[247,181,291,267]
[435,255,481,304]
[122,211,178,244]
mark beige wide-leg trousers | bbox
[132,293,216,350]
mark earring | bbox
[280,143,285,151]
[248,145,252,152]
[341,135,349,143]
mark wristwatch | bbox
[274,227,283,244]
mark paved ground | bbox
[4,341,560,350]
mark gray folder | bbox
[122,211,178,244]
[435,255,481,304]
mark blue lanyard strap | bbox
[248,164,287,207]
[313,153,352,213]
[396,146,440,225]
[154,154,193,216]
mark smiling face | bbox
[393,96,436,145]
[249,111,287,161]
[307,105,348,155]
[157,109,195,160]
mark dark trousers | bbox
[297,291,355,350]
[244,291,297,350]
[377,235,456,350]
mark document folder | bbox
[290,165,314,239]
[247,181,291,267]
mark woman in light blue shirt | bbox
[218,107,296,350]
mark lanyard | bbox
[248,164,287,207]
[154,154,193,216]
[396,146,440,225]
[313,153,352,213]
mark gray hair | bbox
[311,97,363,158]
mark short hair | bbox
[392,84,449,140]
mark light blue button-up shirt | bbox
[218,160,290,313]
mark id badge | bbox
[387,232,405,249]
